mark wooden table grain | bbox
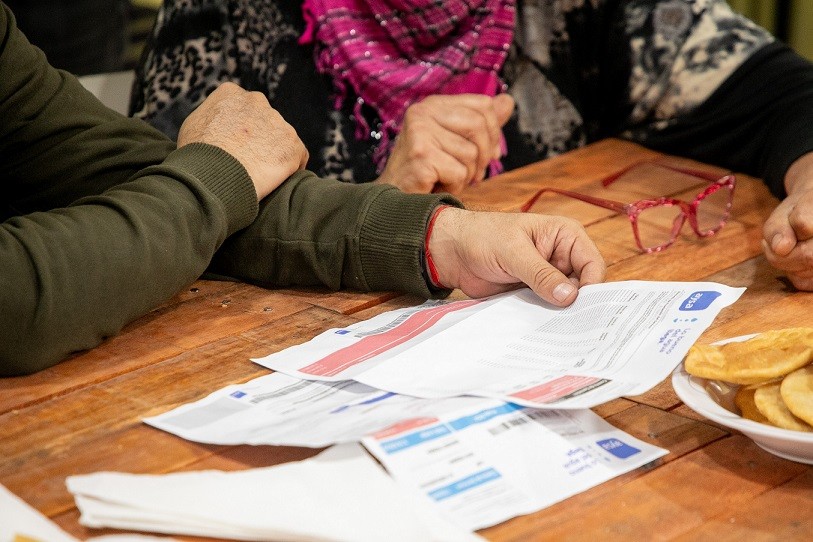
[2,139,811,540]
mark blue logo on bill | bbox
[230,391,247,399]
[679,291,721,311]
[335,329,351,335]
[596,438,640,459]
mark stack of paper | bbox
[144,372,667,531]
[255,283,745,408]
[67,443,481,542]
[68,281,740,537]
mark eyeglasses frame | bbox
[520,161,736,253]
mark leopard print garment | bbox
[130,0,773,182]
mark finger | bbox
[763,238,801,272]
[572,259,606,287]
[493,94,516,127]
[393,141,470,194]
[442,95,502,145]
[559,237,606,287]
[763,201,798,257]
[426,98,497,176]
[477,99,503,162]
[788,271,813,291]
[761,238,813,273]
[431,150,474,194]
[539,218,605,286]
[436,130,482,185]
[503,240,579,306]
[446,108,494,177]
[787,197,813,241]
[490,94,515,160]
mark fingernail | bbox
[552,282,576,302]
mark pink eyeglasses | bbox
[521,161,736,253]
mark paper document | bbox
[145,371,497,447]
[145,372,666,530]
[68,443,481,542]
[0,483,77,542]
[255,281,744,408]
[0,485,159,542]
[362,406,667,530]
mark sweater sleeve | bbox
[0,4,258,375]
[208,170,462,299]
[628,42,813,198]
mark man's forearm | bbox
[208,171,462,298]
[0,146,258,376]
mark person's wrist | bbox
[425,206,464,290]
[424,205,450,289]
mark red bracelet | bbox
[425,205,450,290]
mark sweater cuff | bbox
[160,143,259,236]
[359,188,462,299]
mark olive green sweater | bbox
[0,3,456,376]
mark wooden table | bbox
[2,139,811,540]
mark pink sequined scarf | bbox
[300,0,516,171]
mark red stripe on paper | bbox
[510,375,601,403]
[372,417,440,439]
[300,300,480,377]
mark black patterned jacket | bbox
[131,0,813,197]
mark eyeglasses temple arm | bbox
[602,160,735,186]
[521,187,628,213]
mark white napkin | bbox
[67,443,481,542]
[0,483,78,542]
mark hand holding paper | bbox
[430,208,606,305]
[256,282,744,407]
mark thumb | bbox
[763,202,798,257]
[493,94,515,127]
[505,242,578,306]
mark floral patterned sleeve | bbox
[621,0,773,132]
[620,0,813,196]
[502,0,774,171]
[129,0,374,182]
[129,0,298,140]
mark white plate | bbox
[671,334,813,464]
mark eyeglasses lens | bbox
[696,184,731,233]
[636,203,684,250]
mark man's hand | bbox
[177,82,309,201]
[375,94,515,194]
[429,208,606,305]
[763,153,813,290]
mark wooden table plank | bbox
[0,284,313,414]
[673,468,813,541]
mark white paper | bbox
[362,406,667,531]
[67,443,481,542]
[255,282,744,408]
[145,371,512,447]
[0,483,78,542]
[145,374,666,532]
